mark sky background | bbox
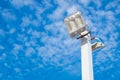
[0,0,120,80]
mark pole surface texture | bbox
[81,34,94,80]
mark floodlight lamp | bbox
[64,11,86,38]
[92,42,105,51]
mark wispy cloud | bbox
[11,0,34,9]
[1,9,16,20]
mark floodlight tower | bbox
[64,11,104,80]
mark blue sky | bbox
[0,0,120,80]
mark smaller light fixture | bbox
[92,42,105,51]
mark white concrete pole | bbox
[81,34,94,80]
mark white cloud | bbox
[48,6,65,21]
[115,5,120,14]
[96,10,115,21]
[105,0,119,10]
[48,0,79,21]
[66,5,79,15]
[31,30,41,38]
[25,47,36,56]
[14,67,21,73]
[55,0,69,7]
[38,64,44,68]
[20,16,31,27]
[2,9,16,20]
[92,0,102,8]
[64,62,80,75]
[8,28,16,34]
[79,0,91,6]
[11,0,34,9]
[20,14,42,28]
[12,44,23,54]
